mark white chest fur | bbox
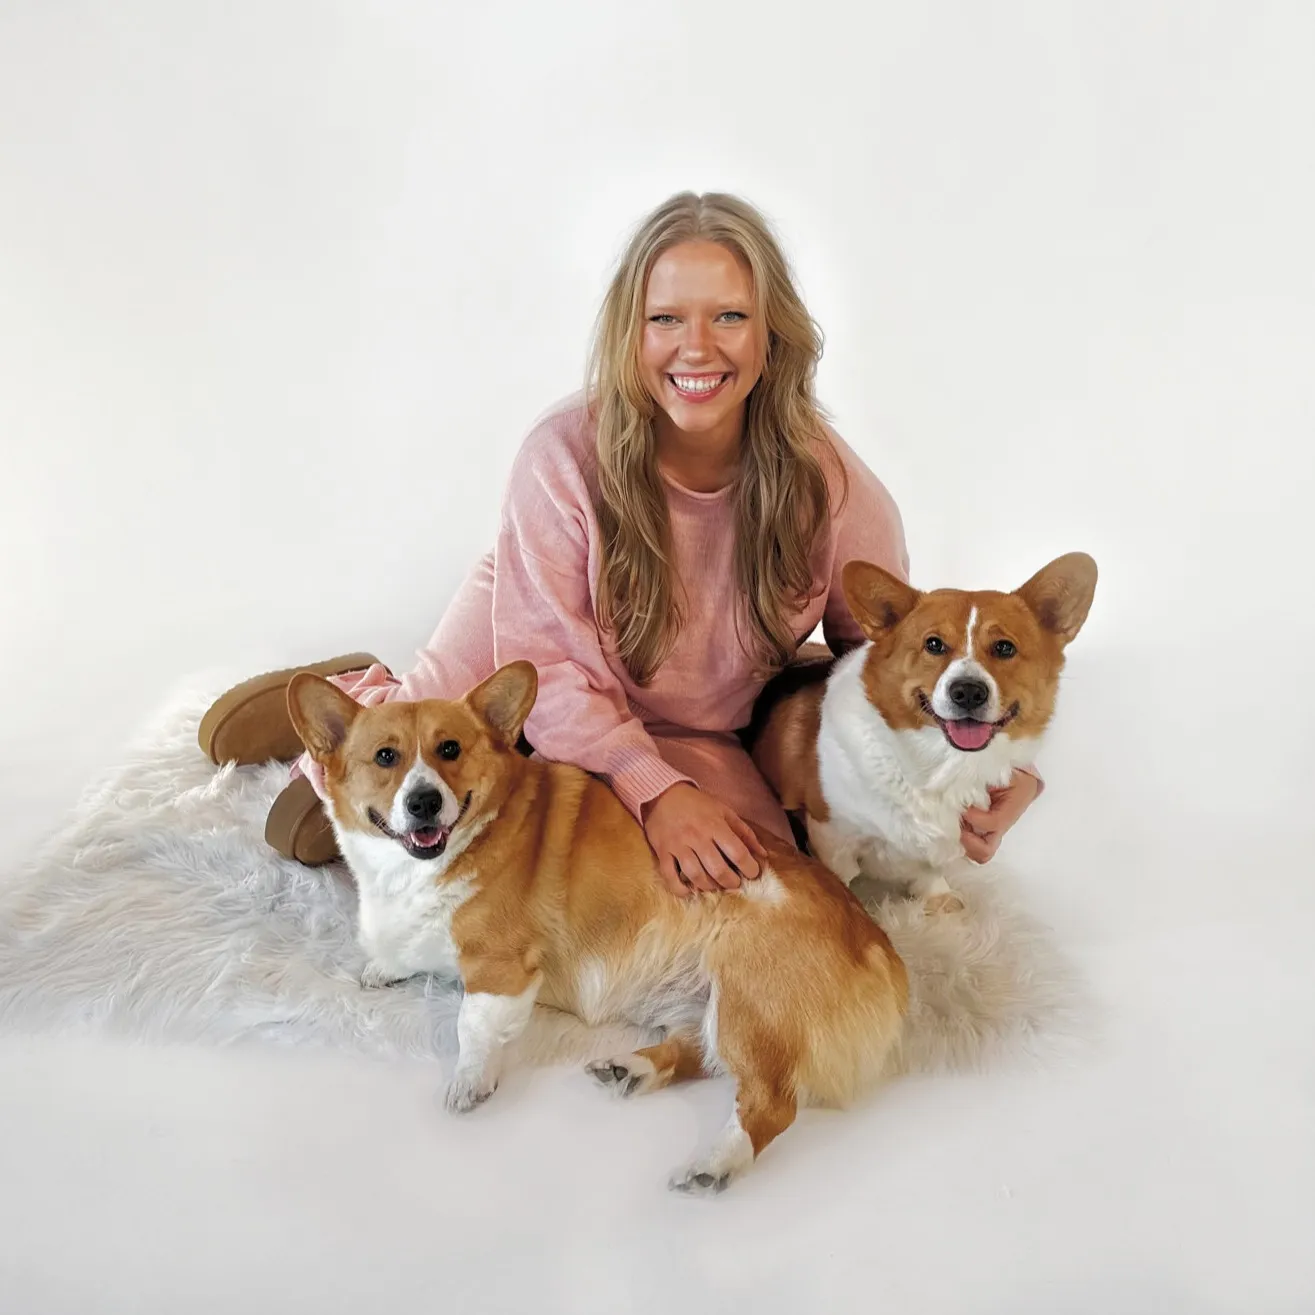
[336,828,476,985]
[812,647,1036,892]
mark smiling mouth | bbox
[916,691,1019,752]
[668,372,730,401]
[369,792,472,858]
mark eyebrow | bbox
[644,302,753,314]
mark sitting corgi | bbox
[287,664,907,1195]
[748,553,1097,912]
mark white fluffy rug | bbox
[0,676,1086,1079]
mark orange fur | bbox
[745,640,834,821]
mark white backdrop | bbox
[1,4,1312,1311]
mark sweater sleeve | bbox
[820,431,913,654]
[489,423,693,821]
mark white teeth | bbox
[671,374,725,395]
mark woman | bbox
[200,192,1039,895]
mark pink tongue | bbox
[946,719,994,751]
[409,826,443,847]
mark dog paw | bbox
[359,960,403,989]
[668,1164,733,1196]
[585,1055,656,1098]
[444,1070,497,1114]
[923,891,966,915]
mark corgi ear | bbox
[1015,552,1098,645]
[841,560,921,642]
[465,661,538,746]
[287,673,361,762]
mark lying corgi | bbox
[749,553,1097,912]
[287,663,907,1195]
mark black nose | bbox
[948,678,990,713]
[405,788,442,825]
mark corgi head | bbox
[841,553,1097,754]
[287,662,538,863]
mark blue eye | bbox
[718,311,748,322]
[648,314,679,325]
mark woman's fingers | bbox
[658,850,693,897]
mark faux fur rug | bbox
[0,676,1085,1079]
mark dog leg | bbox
[444,972,540,1113]
[916,871,965,914]
[586,1032,705,1098]
[669,987,797,1194]
[669,1075,796,1196]
[806,816,862,886]
[359,958,412,989]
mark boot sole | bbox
[199,652,381,765]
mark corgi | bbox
[286,663,907,1195]
[748,553,1097,912]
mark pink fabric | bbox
[295,396,910,842]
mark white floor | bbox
[1,791,1311,1314]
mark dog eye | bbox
[992,640,1017,659]
[374,747,399,767]
[924,636,947,655]
[438,740,461,761]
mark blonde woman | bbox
[200,192,1041,895]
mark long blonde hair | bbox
[588,191,840,685]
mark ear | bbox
[286,673,361,763]
[841,560,922,642]
[465,661,538,745]
[1015,552,1098,645]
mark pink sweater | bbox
[472,397,909,818]
[312,396,1041,830]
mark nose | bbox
[405,788,443,825]
[948,678,990,714]
[682,317,712,360]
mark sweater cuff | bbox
[604,747,694,823]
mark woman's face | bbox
[639,240,764,443]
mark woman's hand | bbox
[959,769,1041,863]
[643,783,768,897]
